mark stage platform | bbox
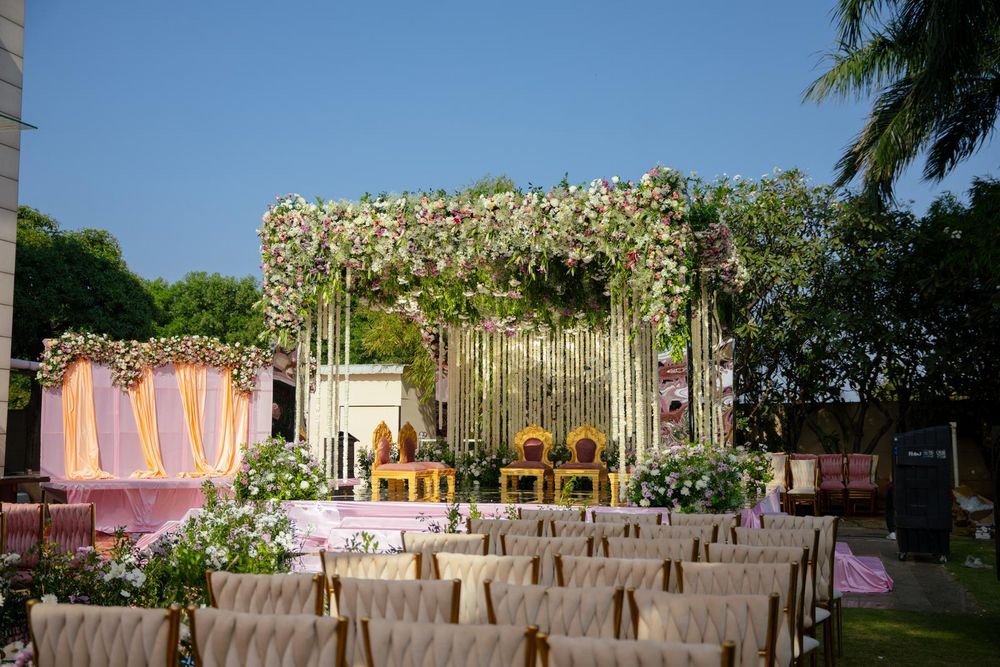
[41,477,233,533]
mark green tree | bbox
[12,206,157,360]
[147,272,265,346]
[806,1,1000,199]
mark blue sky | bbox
[19,1,997,282]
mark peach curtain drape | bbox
[61,359,114,480]
[175,363,249,477]
[128,366,167,478]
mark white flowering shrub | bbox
[234,437,329,502]
[625,441,772,512]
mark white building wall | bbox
[0,0,23,474]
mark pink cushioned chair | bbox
[46,503,97,554]
[501,426,555,500]
[370,421,431,502]
[818,454,846,514]
[0,502,45,568]
[846,454,877,515]
[554,425,608,501]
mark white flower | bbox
[680,487,691,496]
[0,592,4,608]
[41,594,58,604]
[300,480,310,490]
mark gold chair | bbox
[369,421,430,502]
[501,425,555,502]
[554,425,608,502]
[399,422,455,501]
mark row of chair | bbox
[766,453,878,515]
[28,601,738,667]
[0,502,96,567]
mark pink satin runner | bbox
[835,541,894,593]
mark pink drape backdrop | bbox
[40,364,272,479]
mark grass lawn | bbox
[840,535,1000,667]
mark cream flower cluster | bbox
[259,167,742,345]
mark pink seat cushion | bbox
[420,462,451,470]
[523,438,544,462]
[575,438,597,463]
[847,480,877,491]
[377,438,392,466]
[558,462,604,470]
[820,480,847,491]
[504,461,551,470]
[47,503,94,554]
[376,462,429,472]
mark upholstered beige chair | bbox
[676,562,797,667]
[190,607,348,667]
[500,535,593,586]
[361,618,537,667]
[551,520,631,540]
[538,634,735,667]
[320,552,421,584]
[28,601,180,667]
[786,457,819,515]
[765,453,788,500]
[592,510,664,526]
[603,536,699,564]
[484,582,623,639]
[331,576,460,666]
[468,518,543,555]
[705,544,815,665]
[638,523,719,545]
[669,512,740,543]
[628,590,780,667]
[762,515,841,659]
[520,507,587,533]
[206,571,325,616]
[401,532,487,579]
[432,553,540,623]
[555,555,669,591]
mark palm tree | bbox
[806,1,1000,200]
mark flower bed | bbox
[234,438,330,502]
[625,442,772,512]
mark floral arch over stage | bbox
[259,167,742,490]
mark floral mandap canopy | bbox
[259,167,743,485]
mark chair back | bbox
[818,454,845,486]
[539,634,733,667]
[788,459,818,493]
[513,425,554,465]
[402,532,487,578]
[361,618,536,667]
[669,513,738,543]
[1,502,44,567]
[398,422,418,463]
[551,520,630,540]
[520,507,586,523]
[555,554,668,591]
[433,553,539,622]
[501,535,592,586]
[207,572,324,616]
[468,518,543,554]
[603,536,698,563]
[29,602,180,667]
[592,511,663,526]
[638,524,718,545]
[732,527,820,628]
[766,453,787,493]
[46,503,96,554]
[321,552,420,581]
[332,576,460,666]
[566,424,607,465]
[760,515,839,605]
[372,421,394,471]
[485,582,622,639]
[190,607,347,667]
[629,590,779,667]
[677,562,797,667]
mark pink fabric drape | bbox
[128,366,167,478]
[61,360,114,480]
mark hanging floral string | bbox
[37,332,270,395]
